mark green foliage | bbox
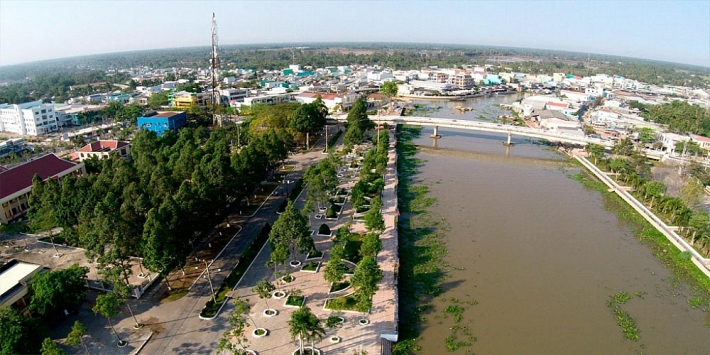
[40,338,65,355]
[270,200,312,264]
[640,100,710,136]
[612,138,635,156]
[326,315,344,328]
[382,81,399,97]
[218,297,251,354]
[288,307,325,353]
[350,256,383,310]
[29,264,88,316]
[65,321,87,349]
[147,90,170,109]
[93,291,123,319]
[0,306,45,355]
[318,223,331,235]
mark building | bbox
[0,100,59,135]
[0,259,48,315]
[452,74,474,89]
[0,138,29,159]
[220,88,249,106]
[75,140,130,162]
[0,154,86,224]
[242,93,294,106]
[169,91,212,109]
[295,92,359,112]
[136,111,187,137]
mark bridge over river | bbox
[333,115,666,160]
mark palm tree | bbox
[289,307,325,355]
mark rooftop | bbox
[0,154,81,199]
[152,111,185,118]
[78,140,129,153]
[0,259,44,303]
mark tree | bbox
[680,177,704,208]
[66,321,90,355]
[0,306,44,355]
[290,98,327,149]
[360,232,382,258]
[289,307,325,355]
[253,279,276,310]
[350,256,383,312]
[40,338,65,355]
[381,81,398,98]
[644,181,667,209]
[110,280,142,329]
[344,97,371,147]
[92,292,126,347]
[303,158,338,210]
[29,263,88,317]
[27,175,61,257]
[147,90,169,109]
[688,211,710,245]
[612,138,635,156]
[585,143,606,165]
[269,200,311,264]
[218,297,251,355]
[364,196,385,231]
[323,243,348,284]
[638,127,657,144]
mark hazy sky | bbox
[1,0,709,67]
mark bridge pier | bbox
[430,125,442,139]
[502,131,515,147]
[431,136,439,149]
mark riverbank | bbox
[573,154,710,297]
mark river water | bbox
[405,95,710,354]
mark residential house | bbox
[74,140,130,162]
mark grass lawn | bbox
[200,224,271,318]
[306,250,323,259]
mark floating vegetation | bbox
[607,292,640,341]
[444,305,465,323]
[445,326,475,351]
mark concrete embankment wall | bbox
[575,155,710,279]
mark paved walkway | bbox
[225,130,400,354]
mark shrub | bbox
[318,224,331,235]
[326,207,337,218]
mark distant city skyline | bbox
[1,0,709,68]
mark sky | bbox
[1,0,709,67]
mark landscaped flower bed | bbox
[328,281,351,294]
[263,309,278,317]
[329,336,341,343]
[281,274,295,283]
[300,261,320,273]
[252,328,268,338]
[358,318,370,326]
[305,250,323,260]
[317,223,331,236]
[285,295,306,308]
[291,347,320,355]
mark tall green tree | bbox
[29,264,88,316]
[323,242,348,284]
[92,292,126,347]
[253,278,276,310]
[680,177,704,208]
[350,256,383,312]
[288,307,325,355]
[0,306,44,355]
[290,97,327,149]
[269,201,311,264]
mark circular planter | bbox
[358,318,370,326]
[272,291,287,299]
[329,336,341,343]
[289,260,302,268]
[263,308,278,317]
[292,347,321,355]
[252,328,268,338]
[281,274,295,283]
[245,350,258,355]
[117,340,128,347]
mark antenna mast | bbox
[211,13,221,127]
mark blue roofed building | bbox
[137,111,187,136]
[484,74,503,85]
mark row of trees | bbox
[632,100,710,137]
[27,124,293,296]
[586,143,710,254]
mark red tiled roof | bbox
[0,154,80,199]
[78,140,128,153]
[546,102,568,108]
[692,135,710,143]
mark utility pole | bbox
[211,13,221,127]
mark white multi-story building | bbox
[0,100,58,136]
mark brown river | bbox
[406,96,710,354]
